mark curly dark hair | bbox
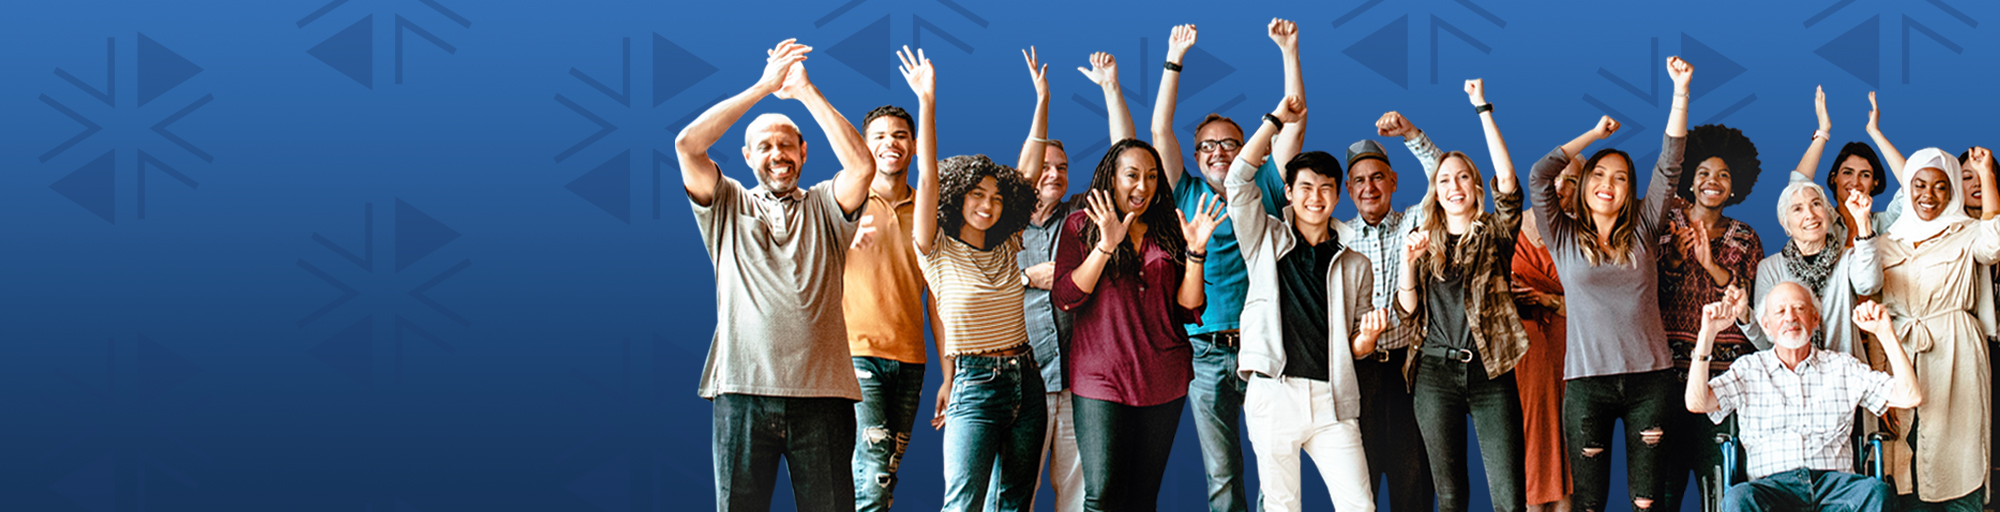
[1675,124,1762,208]
[936,154,1037,247]
[1076,139,1189,273]
[1825,142,1886,197]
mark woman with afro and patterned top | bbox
[1653,122,1766,511]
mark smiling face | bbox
[961,176,1003,232]
[1435,155,1480,218]
[1784,186,1832,243]
[864,116,913,177]
[1347,158,1398,222]
[1689,156,1735,209]
[1963,164,1984,216]
[1910,167,1954,221]
[1036,145,1070,204]
[1113,147,1160,216]
[741,115,806,194]
[1288,168,1341,228]
[1193,121,1244,178]
[1830,154,1878,207]
[1555,164,1581,214]
[1758,282,1820,350]
[1583,153,1634,218]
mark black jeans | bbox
[1659,408,1734,512]
[1358,348,1437,512]
[1074,395,1184,512]
[1564,369,1676,512]
[1413,348,1527,512]
[712,393,855,512]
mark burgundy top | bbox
[1657,199,1764,372]
[1053,210,1202,407]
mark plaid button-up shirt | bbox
[1338,131,1443,351]
[1708,349,1894,480]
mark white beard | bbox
[1772,330,1812,350]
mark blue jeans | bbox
[1188,333,1249,512]
[942,352,1048,512]
[852,356,925,511]
[1412,348,1527,512]
[712,393,855,512]
[1721,468,1890,512]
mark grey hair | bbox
[1774,179,1833,237]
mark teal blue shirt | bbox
[1176,159,1286,335]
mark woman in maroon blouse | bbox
[1054,136,1223,511]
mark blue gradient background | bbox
[2,0,1994,510]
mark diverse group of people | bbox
[673,20,1996,512]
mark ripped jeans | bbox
[1563,369,1675,512]
[852,356,925,511]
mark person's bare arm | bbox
[1865,91,1909,182]
[1269,19,1306,166]
[1078,52,1135,146]
[674,39,808,206]
[1017,47,1051,186]
[1976,147,1998,220]
[1855,300,1923,409]
[1684,295,1736,413]
[775,58,875,214]
[899,47,941,255]
[1794,86,1834,180]
[1176,195,1226,310]
[1466,79,1515,195]
[1152,24,1196,189]
[1665,56,1692,138]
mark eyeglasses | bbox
[1196,139,1243,153]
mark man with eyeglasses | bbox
[1335,110,1444,512]
[1148,21,1305,512]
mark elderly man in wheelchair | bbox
[1684,282,1925,511]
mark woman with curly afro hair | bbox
[899,47,1058,511]
[1654,122,1766,511]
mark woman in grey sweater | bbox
[1525,56,1694,512]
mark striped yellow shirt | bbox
[920,232,1031,356]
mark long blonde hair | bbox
[1415,151,1487,279]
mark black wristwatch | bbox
[1163,61,1182,72]
[1263,113,1284,130]
[1475,103,1495,114]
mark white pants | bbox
[1245,375,1375,512]
[1028,389,1082,512]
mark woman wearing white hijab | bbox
[1878,146,1998,510]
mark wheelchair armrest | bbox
[1868,431,1897,442]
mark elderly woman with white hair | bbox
[1874,145,1998,510]
[1727,173,1881,358]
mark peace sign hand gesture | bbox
[1022,46,1049,99]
